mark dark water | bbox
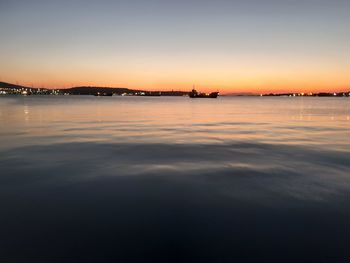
[1,96,350,262]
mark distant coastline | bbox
[0,82,187,96]
[0,81,349,97]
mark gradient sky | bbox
[1,0,350,93]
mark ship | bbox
[189,87,219,98]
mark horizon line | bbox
[1,80,349,95]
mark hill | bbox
[0,82,188,96]
[0,81,33,90]
[66,86,138,95]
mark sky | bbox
[1,0,350,93]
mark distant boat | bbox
[189,88,219,98]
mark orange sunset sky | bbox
[1,0,350,94]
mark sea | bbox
[1,95,350,262]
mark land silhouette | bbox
[0,81,349,97]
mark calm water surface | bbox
[1,96,350,262]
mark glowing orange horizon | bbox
[3,42,350,94]
[3,77,349,95]
[3,56,349,94]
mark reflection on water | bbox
[1,96,349,149]
[0,96,350,262]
